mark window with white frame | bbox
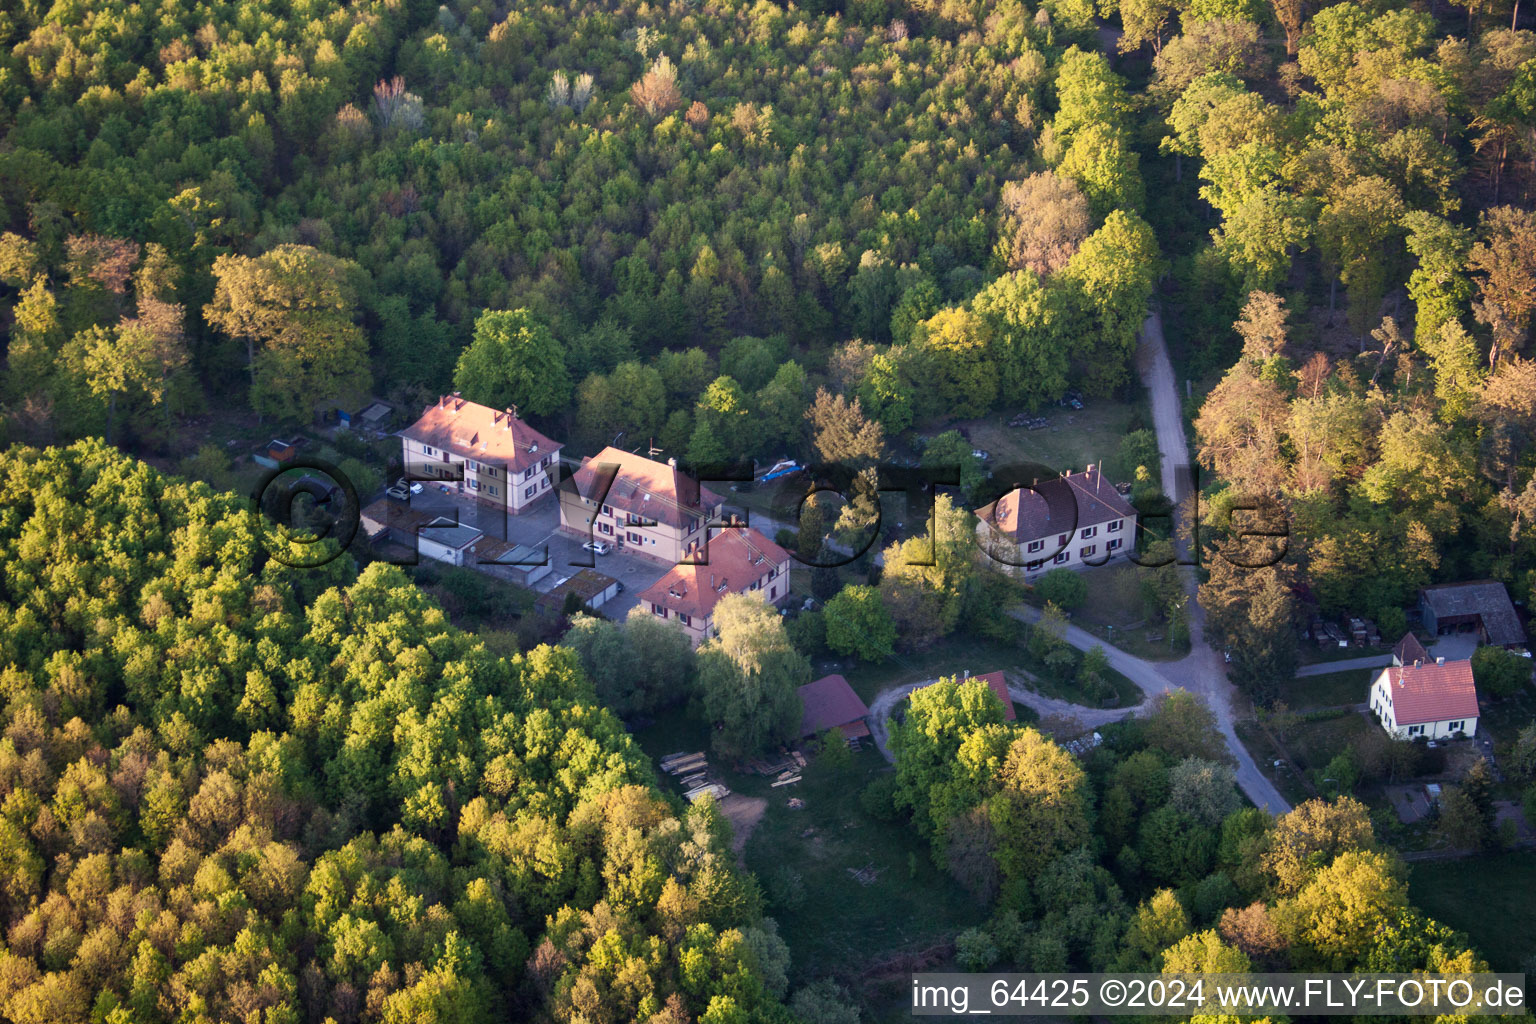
[1080,544,1096,558]
[1082,526,1096,539]
[1027,539,1044,553]
[1054,551,1070,564]
[1107,538,1122,551]
[1108,520,1123,532]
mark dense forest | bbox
[885,679,1502,983]
[0,442,796,1023]
[0,0,1156,461]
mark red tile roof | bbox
[570,447,725,532]
[639,527,790,622]
[972,671,1018,721]
[976,465,1135,544]
[1383,659,1479,726]
[401,394,560,474]
[798,674,871,739]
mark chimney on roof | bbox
[1414,658,1423,668]
[1436,656,1445,665]
[667,457,677,468]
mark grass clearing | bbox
[1282,710,1373,772]
[740,748,988,1018]
[1044,562,1190,662]
[628,708,988,1023]
[1234,720,1317,807]
[1280,669,1372,710]
[1296,641,1389,667]
[1409,852,1536,972]
[939,397,1153,480]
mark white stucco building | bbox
[1369,653,1479,741]
[974,464,1138,579]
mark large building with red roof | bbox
[638,526,792,645]
[559,446,726,564]
[974,465,1137,579]
[400,393,563,513]
[1369,648,1479,740]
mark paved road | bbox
[1131,312,1293,814]
[866,670,1137,763]
[1295,655,1393,677]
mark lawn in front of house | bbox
[1409,852,1536,972]
[928,397,1154,483]
[1281,709,1374,774]
[1029,562,1190,662]
[1279,669,1373,711]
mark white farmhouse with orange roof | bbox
[1369,636,1479,740]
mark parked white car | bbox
[583,540,613,555]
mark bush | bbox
[1034,567,1088,610]
[1510,725,1536,782]
[1471,645,1531,698]
[765,865,805,910]
[1114,428,1160,482]
[859,774,902,822]
[179,444,232,491]
[955,927,999,971]
[789,980,861,1024]
[817,727,854,773]
[1376,606,1408,640]
[786,609,828,657]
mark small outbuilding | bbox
[540,569,622,613]
[1418,581,1525,649]
[797,674,871,741]
[1392,631,1430,667]
[476,541,552,586]
[418,517,485,567]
